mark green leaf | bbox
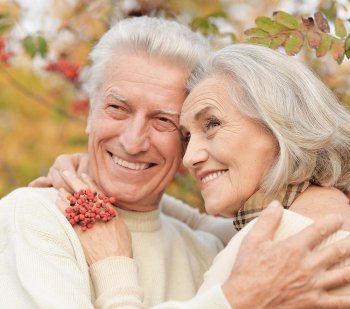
[270,35,286,49]
[247,37,272,48]
[208,11,227,18]
[22,36,36,58]
[334,18,347,38]
[316,33,332,57]
[244,27,269,37]
[331,38,345,63]
[37,36,48,57]
[273,11,298,29]
[284,31,304,55]
[255,16,287,35]
[314,12,330,33]
[345,34,350,51]
[306,31,321,48]
[0,13,13,33]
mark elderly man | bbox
[2,16,350,309]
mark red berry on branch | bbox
[0,37,5,51]
[109,196,116,204]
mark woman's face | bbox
[180,75,278,217]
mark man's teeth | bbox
[113,157,150,170]
[201,171,226,183]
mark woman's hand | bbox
[56,171,132,266]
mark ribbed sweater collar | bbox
[116,207,161,232]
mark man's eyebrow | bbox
[155,109,180,116]
[105,91,128,103]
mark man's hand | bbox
[29,153,89,192]
[223,201,350,309]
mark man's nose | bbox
[119,116,150,154]
[182,135,208,169]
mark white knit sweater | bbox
[0,187,230,309]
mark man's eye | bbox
[153,117,178,132]
[159,117,171,122]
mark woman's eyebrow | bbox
[194,106,214,120]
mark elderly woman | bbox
[53,42,350,307]
[178,43,350,299]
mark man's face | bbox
[86,51,188,211]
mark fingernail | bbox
[268,200,281,209]
[337,214,344,224]
[81,173,88,179]
[62,170,70,177]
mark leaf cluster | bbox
[244,11,350,63]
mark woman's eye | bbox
[204,117,221,130]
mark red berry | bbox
[109,196,116,204]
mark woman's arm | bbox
[161,194,236,245]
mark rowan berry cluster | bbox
[66,189,117,232]
[0,36,13,65]
[45,58,80,81]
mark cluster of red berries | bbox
[66,189,117,232]
[71,98,89,114]
[45,58,81,81]
[0,36,13,65]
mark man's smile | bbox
[108,152,156,171]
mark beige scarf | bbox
[232,180,313,231]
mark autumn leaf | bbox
[306,31,321,48]
[331,38,345,63]
[301,17,315,30]
[255,16,287,35]
[284,31,304,55]
[247,36,272,48]
[273,11,298,30]
[244,27,269,37]
[314,11,330,33]
[316,33,332,57]
[345,34,350,59]
[270,35,286,49]
[334,18,347,38]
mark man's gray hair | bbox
[84,16,211,107]
[187,43,350,194]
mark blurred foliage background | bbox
[1,0,350,210]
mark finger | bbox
[76,153,89,175]
[292,214,344,250]
[246,200,283,241]
[313,235,350,270]
[315,294,350,308]
[81,173,99,192]
[57,188,71,213]
[28,176,52,187]
[48,168,75,192]
[319,265,350,290]
[61,170,88,192]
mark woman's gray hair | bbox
[187,43,350,194]
[84,16,211,107]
